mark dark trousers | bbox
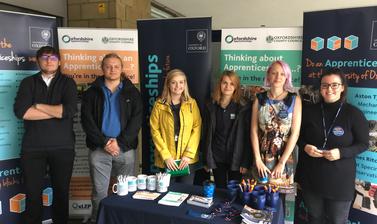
[213,162,242,189]
[302,188,352,224]
[20,149,75,224]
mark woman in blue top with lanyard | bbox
[250,60,302,187]
[296,68,369,224]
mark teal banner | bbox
[0,10,56,223]
[220,27,302,87]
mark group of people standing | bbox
[14,47,143,224]
[14,46,369,224]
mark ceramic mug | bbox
[127,176,137,192]
[157,177,167,193]
[251,191,266,210]
[147,175,157,191]
[266,191,280,209]
[112,182,128,196]
[137,174,147,190]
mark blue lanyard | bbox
[320,102,343,150]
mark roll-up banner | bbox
[57,28,138,217]
[220,27,302,87]
[220,27,302,224]
[138,17,212,174]
[0,10,56,224]
[300,6,377,224]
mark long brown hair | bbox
[160,69,192,103]
[212,70,241,104]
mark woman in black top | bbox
[202,70,251,188]
[296,68,369,224]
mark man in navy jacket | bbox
[81,53,142,222]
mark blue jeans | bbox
[302,188,352,224]
[89,148,136,220]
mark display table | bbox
[97,182,284,224]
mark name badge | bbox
[278,109,288,119]
[332,126,344,136]
[230,113,236,119]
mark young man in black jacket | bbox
[13,46,77,224]
[81,53,142,222]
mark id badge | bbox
[278,109,288,119]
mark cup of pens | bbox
[238,179,257,205]
[238,191,251,205]
[250,185,267,210]
[226,180,239,201]
[266,184,280,210]
[251,190,266,210]
[228,180,239,186]
[156,172,169,193]
[112,175,128,196]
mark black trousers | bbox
[20,149,74,224]
[302,188,352,224]
[212,162,242,189]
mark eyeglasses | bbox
[40,55,59,61]
[320,82,342,89]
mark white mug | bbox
[127,176,137,192]
[164,173,171,187]
[137,174,147,190]
[112,182,128,196]
[157,177,167,193]
[147,175,157,191]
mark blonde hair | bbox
[212,70,241,104]
[101,52,127,79]
[161,69,191,103]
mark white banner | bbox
[58,28,139,84]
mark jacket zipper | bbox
[180,106,185,157]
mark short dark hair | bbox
[320,67,348,102]
[36,46,60,59]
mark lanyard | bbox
[320,102,343,149]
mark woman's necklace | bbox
[268,90,286,100]
[267,90,289,119]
